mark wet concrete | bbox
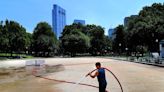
[0,76,60,92]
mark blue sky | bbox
[0,0,163,35]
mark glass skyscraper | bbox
[52,4,66,39]
[108,28,115,39]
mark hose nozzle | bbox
[85,72,90,77]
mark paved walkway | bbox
[0,57,164,92]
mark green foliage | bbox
[7,21,27,53]
[0,20,29,56]
[61,24,90,56]
[119,3,164,55]
[61,23,110,56]
[87,25,107,55]
[104,36,112,50]
[0,22,9,52]
[112,25,126,53]
[0,20,58,57]
[25,32,32,53]
[32,22,57,57]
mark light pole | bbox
[125,48,128,60]
[119,43,121,56]
[155,39,159,53]
[155,39,160,64]
[156,39,159,43]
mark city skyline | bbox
[0,0,163,35]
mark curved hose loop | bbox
[87,67,123,92]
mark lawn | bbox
[0,53,34,60]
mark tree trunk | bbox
[10,50,13,57]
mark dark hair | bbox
[95,62,101,66]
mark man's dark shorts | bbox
[99,83,107,92]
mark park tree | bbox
[127,17,147,53]
[61,23,86,37]
[60,25,90,57]
[0,21,9,53]
[103,36,112,53]
[112,25,126,54]
[123,3,164,55]
[2,20,28,56]
[87,25,106,55]
[61,24,108,56]
[25,32,32,54]
[138,3,164,52]
[32,22,58,57]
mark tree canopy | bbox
[113,3,164,55]
[32,22,58,57]
[60,23,111,56]
[0,20,29,56]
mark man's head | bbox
[95,62,101,69]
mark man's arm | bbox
[90,71,99,78]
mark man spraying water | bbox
[86,62,107,92]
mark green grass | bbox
[24,55,34,59]
[0,57,7,60]
[0,53,22,56]
[0,53,34,59]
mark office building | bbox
[52,4,66,39]
[124,15,137,26]
[108,28,115,39]
[74,19,85,25]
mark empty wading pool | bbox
[26,60,65,76]
[26,60,45,66]
[0,59,64,85]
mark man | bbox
[88,62,107,92]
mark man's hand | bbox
[86,73,94,78]
[90,71,99,78]
[86,72,91,77]
[86,71,98,78]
